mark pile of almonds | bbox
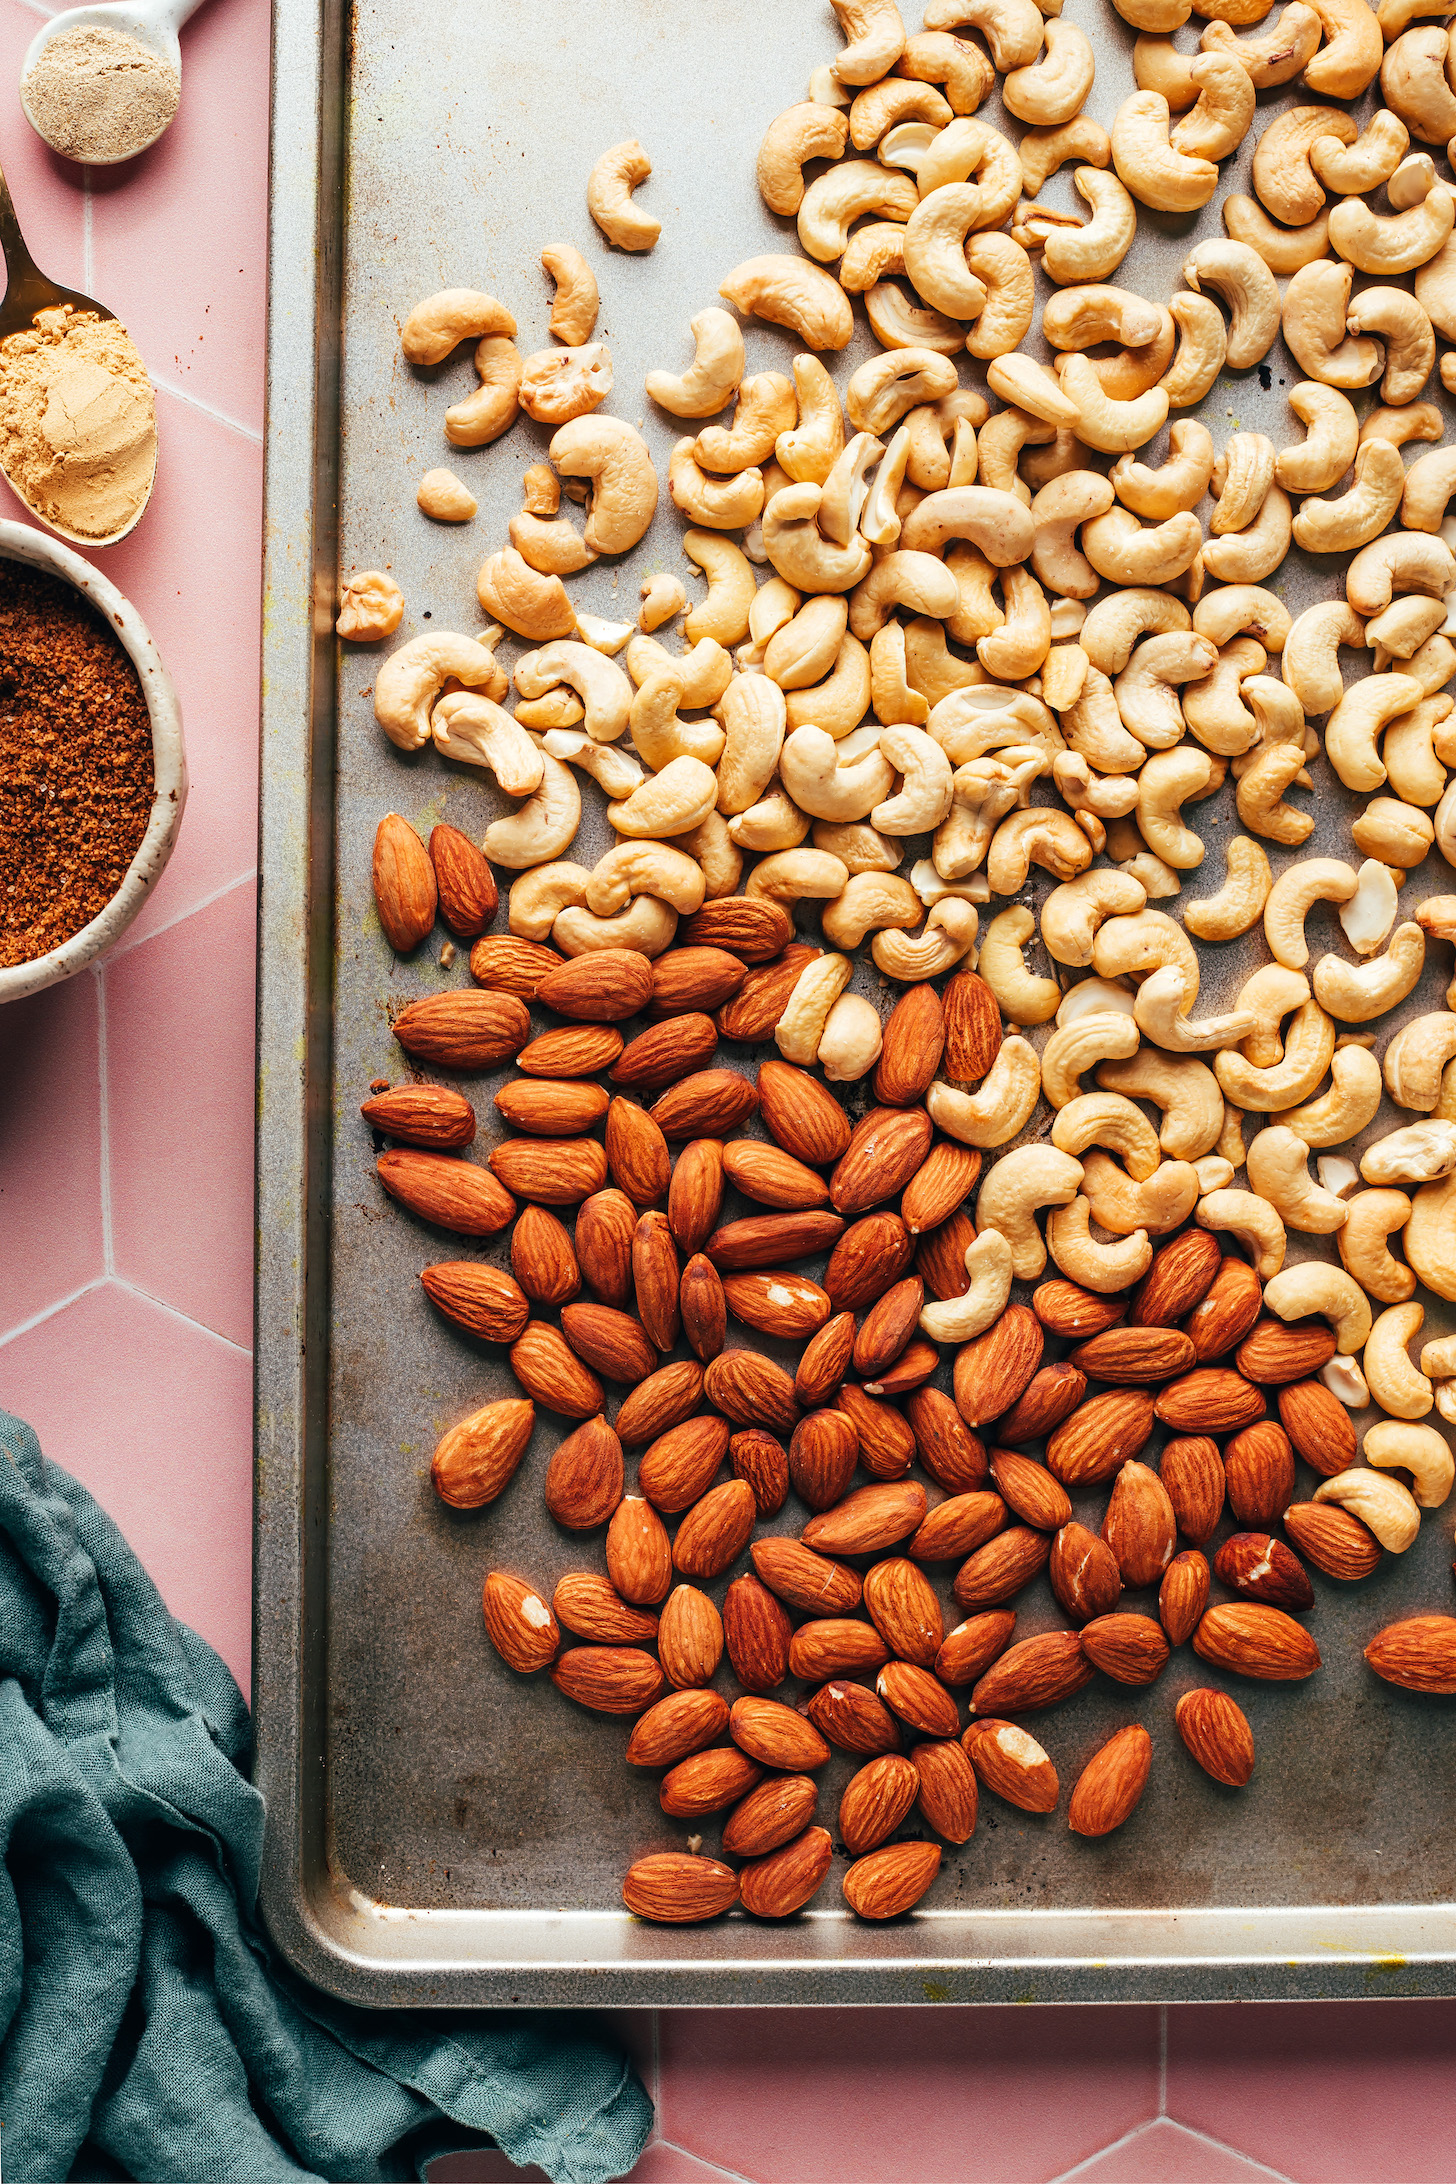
[363,880,1456,1926]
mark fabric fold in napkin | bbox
[0,1408,652,2184]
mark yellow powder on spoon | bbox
[0,306,156,541]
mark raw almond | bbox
[552,1572,657,1645]
[660,1744,761,1816]
[874,983,945,1107]
[559,1301,657,1385]
[863,1557,945,1665]
[511,1204,581,1305]
[429,821,497,936]
[1068,1723,1152,1837]
[750,1537,862,1616]
[953,1526,1050,1610]
[1031,1279,1127,1339]
[953,1306,1045,1428]
[625,1687,729,1767]
[730,1695,831,1771]
[1102,1460,1177,1589]
[361,1081,476,1148]
[517,1023,626,1077]
[1282,1499,1382,1580]
[1214,1532,1313,1610]
[722,1575,793,1693]
[1080,1612,1170,1686]
[724,1270,832,1340]
[878,1662,960,1740]
[651,1068,759,1140]
[1129,1229,1222,1327]
[789,1409,860,1510]
[757,1057,852,1164]
[904,1388,988,1493]
[638,1415,731,1513]
[421,1263,530,1345]
[510,1320,604,1418]
[739,1827,834,1919]
[622,1852,738,1922]
[536,947,654,1021]
[935,1610,1015,1687]
[804,1481,927,1557]
[659,1584,725,1689]
[1046,1389,1156,1487]
[550,1645,666,1713]
[1068,1326,1196,1385]
[1174,1688,1255,1787]
[469,936,562,999]
[839,1753,919,1853]
[632,1211,680,1354]
[908,1490,1006,1564]
[1192,1602,1321,1681]
[805,1678,902,1755]
[393,989,529,1069]
[730,1426,790,1516]
[722,1140,830,1210]
[543,1415,623,1529]
[853,1277,924,1379]
[673,1478,757,1578]
[830,1106,933,1216]
[574,1188,638,1305]
[1184,1253,1264,1362]
[841,1840,940,1919]
[613,1359,703,1446]
[431,1397,535,1509]
[610,1014,720,1092]
[494,1077,609,1135]
[680,1253,727,1362]
[373,813,438,951]
[680,894,792,961]
[910,1738,978,1843]
[863,1339,939,1398]
[1158,1435,1225,1545]
[1224,1421,1296,1528]
[916,1208,978,1303]
[1049,1522,1123,1624]
[1154,1369,1266,1434]
[722,1773,819,1857]
[605,1495,673,1604]
[1276,1379,1357,1478]
[995,1364,1087,1447]
[648,945,747,1016]
[941,967,1002,1082]
[795,1311,857,1407]
[827,1213,915,1308]
[489,1136,609,1206]
[989,1450,1072,1532]
[790,1618,891,1681]
[837,1384,915,1480]
[970,1630,1093,1715]
[716,943,821,1040]
[1158,1549,1210,1645]
[963,1718,1058,1812]
[889,1129,976,1232]
[482,1571,559,1672]
[605,1098,671,1206]
[1236,1318,1336,1385]
[704,1350,801,1433]
[668,1139,725,1255]
[706,1210,846,1272]
[1364,1615,1456,1693]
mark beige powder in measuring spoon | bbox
[21,26,179,164]
[0,306,157,540]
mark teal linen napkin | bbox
[0,1409,652,2184]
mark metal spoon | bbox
[20,0,204,165]
[0,161,156,545]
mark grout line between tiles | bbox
[1157,2003,1167,2117]
[1046,2117,1163,2184]
[1160,2117,1300,2184]
[650,2010,661,2114]
[651,2137,759,2184]
[0,1274,252,1359]
[15,0,54,22]
[151,373,265,444]
[95,964,114,1275]
[0,1274,109,1351]
[107,867,258,959]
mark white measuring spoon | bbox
[20,0,206,165]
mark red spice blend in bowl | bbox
[0,558,153,968]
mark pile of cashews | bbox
[363,0,1456,1542]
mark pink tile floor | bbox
[0,0,1453,2174]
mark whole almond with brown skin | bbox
[839,1754,919,1854]
[954,1306,1044,1428]
[901,1143,981,1236]
[606,1495,673,1603]
[610,1014,720,1092]
[469,936,562,1000]
[806,1679,902,1755]
[432,1397,535,1509]
[393,990,529,1070]
[963,1718,1058,1812]
[716,944,821,1040]
[1080,1612,1170,1686]
[681,894,792,962]
[837,1385,915,1481]
[633,1211,680,1352]
[673,1478,757,1578]
[730,1427,789,1517]
[953,1527,1051,1610]
[853,1278,924,1379]
[559,1301,657,1385]
[724,1270,832,1339]
[864,1338,939,1398]
[804,1481,927,1557]
[605,1099,671,1207]
[1046,1389,1156,1487]
[705,1350,801,1433]
[373,813,437,952]
[553,1572,658,1645]
[517,1023,625,1077]
[535,947,653,1021]
[1214,1533,1313,1611]
[1158,1549,1209,1645]
[1155,1369,1266,1434]
[828,1214,915,1309]
[740,1827,835,1919]
[429,821,497,936]
[543,1415,623,1529]
[489,1137,610,1207]
[795,1312,856,1407]
[648,946,746,1016]
[730,1695,831,1771]
[874,983,945,1107]
[750,1537,862,1616]
[916,1208,978,1303]
[990,1450,1072,1532]
[707,1211,846,1272]
[722,1575,792,1693]
[905,1389,988,1493]
[1130,1229,1222,1327]
[879,1662,960,1740]
[1236,1318,1336,1385]
[908,1491,1006,1564]
[789,1409,859,1511]
[1031,1280,1127,1339]
[638,1415,731,1514]
[494,1079,610,1136]
[1193,1602,1321,1680]
[1224,1421,1296,1528]
[512,1204,581,1306]
[1364,1615,1456,1693]
[575,1189,638,1306]
[622,1852,738,1922]
[1158,1436,1225,1545]
[1283,1500,1382,1579]
[626,1688,729,1767]
[382,1149,517,1235]
[942,967,1002,1083]
[842,1841,940,1920]
[1277,1380,1357,1478]
[680,1253,727,1362]
[659,1745,762,1816]
[1049,1523,1123,1625]
[1068,1724,1152,1837]
[1184,1253,1264,1362]
[910,1738,978,1843]
[1103,1460,1177,1589]
[971,1630,1093,1716]
[936,1611,1015,1687]
[723,1140,830,1210]
[658,1585,725,1689]
[613,1359,703,1446]
[550,1645,666,1714]
[790,1619,891,1681]
[757,1058,852,1165]
[1069,1326,1196,1385]
[864,1557,945,1665]
[482,1572,559,1673]
[361,1082,476,1149]
[510,1321,604,1418]
[831,1107,933,1216]
[996,1364,1087,1446]
[668,1139,725,1256]
[651,1069,759,1141]
[722,1773,819,1858]
[421,1263,530,1345]
[1175,1689,1255,1787]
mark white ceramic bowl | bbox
[0,520,186,1004]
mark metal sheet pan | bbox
[256,0,1456,2004]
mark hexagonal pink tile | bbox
[0,969,103,1331]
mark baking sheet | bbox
[255,0,1456,2003]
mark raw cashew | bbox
[798,159,919,263]
[1116,634,1218,750]
[1080,1151,1200,1235]
[1275,384,1360,496]
[541,245,599,346]
[1246,1125,1350,1233]
[849,551,960,638]
[1041,1010,1142,1108]
[1264,1260,1373,1353]
[477,549,576,641]
[1337,1185,1417,1302]
[1111,91,1219,211]
[1329,187,1454,275]
[1326,675,1424,791]
[543,729,643,801]
[719,257,854,351]
[1183,238,1280,365]
[1195,1187,1287,1279]
[1099,1049,1224,1160]
[1313,924,1426,1022]
[1161,293,1228,407]
[1047,1195,1153,1291]
[821,872,921,949]
[401,289,515,367]
[1053,1090,1162,1179]
[1346,530,1456,614]
[757,103,852,214]
[1345,287,1435,406]
[873,897,982,979]
[1019,116,1113,193]
[444,334,523,446]
[1366,1418,1453,1506]
[977,905,1061,1023]
[744,847,850,905]
[784,634,874,736]
[1363,1306,1433,1419]
[683,533,755,647]
[1407,1170,1456,1299]
[762,483,873,593]
[1313,1467,1420,1550]
[874,725,956,833]
[608,755,719,840]
[509,862,590,940]
[483,747,581,869]
[1134,965,1259,1054]
[976,1145,1085,1280]
[1083,507,1201,588]
[1223,194,1331,272]
[551,416,658,555]
[919,1231,1016,1343]
[927,1038,1043,1145]
[1081,589,1192,675]
[1183,837,1272,941]
[588,140,660,251]
[780,726,895,822]
[776,952,854,1064]
[1282,600,1366,714]
[1276,1044,1384,1147]
[1200,7,1322,86]
[646,311,745,419]
[554,897,678,958]
[1112,421,1215,520]
[832,0,909,83]
[515,640,632,745]
[373,631,505,752]
[1041,869,1147,967]
[1291,439,1405,554]
[1384,1012,1456,1109]
[818,993,885,1084]
[1039,169,1139,285]
[1282,259,1382,388]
